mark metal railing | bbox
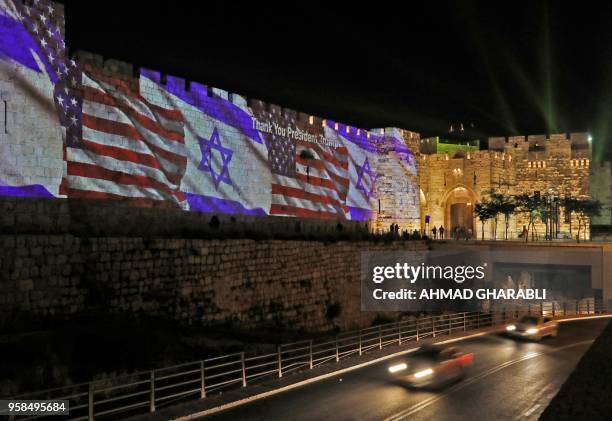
[8,298,608,420]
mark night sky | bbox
[60,1,611,161]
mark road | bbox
[203,318,609,421]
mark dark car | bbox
[387,345,473,388]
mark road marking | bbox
[383,340,594,421]
[433,331,490,344]
[522,403,540,418]
[516,379,554,419]
[558,314,612,322]
[516,383,556,420]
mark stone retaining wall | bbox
[0,235,427,332]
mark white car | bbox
[388,345,473,388]
[505,315,559,340]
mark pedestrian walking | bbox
[521,225,528,242]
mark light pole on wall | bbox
[299,150,315,183]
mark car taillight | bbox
[459,354,473,364]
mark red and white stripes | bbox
[60,71,187,206]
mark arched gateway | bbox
[442,185,477,238]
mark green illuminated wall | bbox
[420,137,480,155]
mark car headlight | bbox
[526,328,539,335]
[414,368,434,378]
[506,325,516,331]
[389,363,408,373]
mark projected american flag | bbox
[8,0,188,207]
[14,0,82,148]
[59,70,188,207]
[270,136,350,220]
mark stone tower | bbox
[418,133,591,240]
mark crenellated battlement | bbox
[488,132,591,153]
[70,50,594,165]
[71,51,406,144]
[420,149,509,162]
[421,135,592,168]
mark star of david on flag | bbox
[198,127,233,190]
[356,157,376,199]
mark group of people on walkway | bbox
[431,225,472,240]
[430,225,445,239]
[385,223,474,241]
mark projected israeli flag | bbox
[140,70,271,216]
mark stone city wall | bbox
[0,196,369,237]
[0,234,428,332]
[0,0,421,235]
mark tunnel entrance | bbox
[492,263,597,301]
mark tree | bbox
[500,197,517,240]
[489,190,516,240]
[474,202,494,240]
[540,206,553,240]
[515,193,544,242]
[574,199,602,242]
[562,196,579,238]
[486,190,501,240]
